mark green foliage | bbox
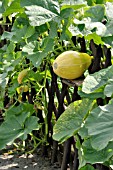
[3,0,24,17]
[53,99,95,142]
[20,0,60,26]
[80,164,97,170]
[0,73,8,107]
[0,0,113,169]
[0,103,39,149]
[85,99,113,150]
[84,5,105,22]
[53,64,113,167]
[82,139,113,164]
[82,65,113,94]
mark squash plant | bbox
[0,0,113,169]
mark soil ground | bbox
[0,150,61,170]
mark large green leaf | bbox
[11,25,28,43]
[0,108,39,149]
[1,31,14,40]
[21,116,39,140]
[20,0,60,26]
[70,18,106,37]
[3,0,24,17]
[84,4,105,22]
[82,65,113,94]
[26,37,54,67]
[104,20,113,37]
[80,164,97,170]
[24,26,35,39]
[85,99,113,150]
[5,103,34,118]
[22,41,38,54]
[88,22,106,36]
[27,52,46,68]
[0,114,26,149]
[105,2,113,20]
[102,36,113,47]
[48,21,58,38]
[82,139,113,164]
[85,33,104,45]
[104,79,113,97]
[78,87,105,99]
[61,0,86,11]
[20,0,60,15]
[41,37,54,52]
[53,99,94,143]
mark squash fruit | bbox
[17,85,29,94]
[53,51,92,79]
[17,69,28,84]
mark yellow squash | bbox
[17,85,29,94]
[17,69,28,84]
[53,51,92,79]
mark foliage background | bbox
[0,0,113,169]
